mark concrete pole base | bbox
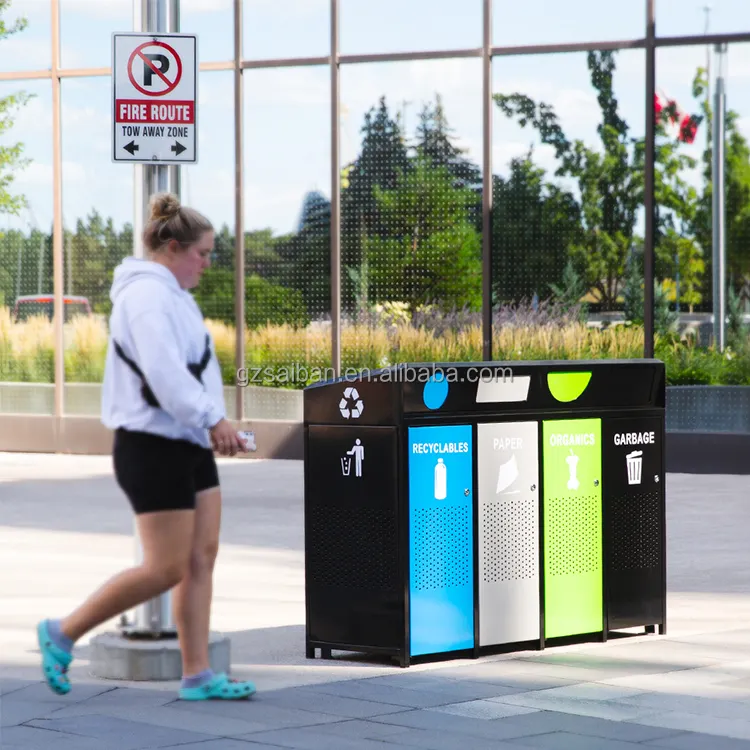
[89,631,231,681]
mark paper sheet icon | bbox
[496,454,520,494]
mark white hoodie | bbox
[101,257,226,450]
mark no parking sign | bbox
[112,32,198,164]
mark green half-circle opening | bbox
[547,371,592,402]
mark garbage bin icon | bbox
[626,450,643,485]
[340,456,352,476]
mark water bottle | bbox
[434,458,447,500]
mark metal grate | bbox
[666,386,750,434]
[482,499,536,583]
[412,506,471,590]
[307,506,398,591]
[546,495,600,577]
[608,491,661,571]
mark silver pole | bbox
[123,0,181,639]
[330,0,341,377]
[482,0,492,360]
[712,43,727,352]
[233,0,245,422]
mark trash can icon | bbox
[341,457,352,476]
[626,450,643,485]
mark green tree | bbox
[658,229,704,313]
[342,96,410,311]
[0,2,32,218]
[66,211,129,313]
[623,243,678,335]
[364,154,482,311]
[245,228,281,277]
[245,274,309,329]
[212,223,234,271]
[494,50,701,312]
[548,258,589,321]
[273,222,331,318]
[0,228,52,305]
[415,94,481,191]
[726,284,750,350]
[192,266,235,323]
[492,153,583,305]
[650,82,706,311]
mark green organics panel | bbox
[543,418,602,639]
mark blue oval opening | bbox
[423,373,449,410]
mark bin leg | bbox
[398,652,410,669]
[658,623,666,635]
[645,625,656,634]
[306,645,316,659]
[321,648,332,660]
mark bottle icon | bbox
[434,458,447,500]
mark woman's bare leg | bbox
[172,487,221,677]
[60,509,195,643]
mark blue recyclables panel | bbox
[408,424,474,657]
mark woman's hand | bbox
[209,419,249,456]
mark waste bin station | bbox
[303,359,666,667]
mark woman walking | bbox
[36,192,255,701]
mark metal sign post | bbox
[712,43,727,353]
[97,3,229,679]
[113,0,188,639]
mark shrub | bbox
[0,303,748,389]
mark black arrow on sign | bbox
[123,141,139,155]
[171,141,186,156]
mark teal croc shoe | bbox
[37,620,73,695]
[178,672,256,701]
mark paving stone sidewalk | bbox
[2,455,750,749]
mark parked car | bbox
[13,294,92,323]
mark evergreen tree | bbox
[415,94,481,190]
[492,153,583,306]
[365,154,481,311]
[548,258,589,322]
[623,244,678,335]
[341,96,410,311]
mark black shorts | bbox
[113,428,220,515]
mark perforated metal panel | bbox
[608,491,661,572]
[543,418,603,640]
[307,505,398,591]
[545,494,601,576]
[602,415,665,631]
[666,385,750,433]
[305,424,403,651]
[477,422,540,647]
[482,500,537,582]
[411,506,471,590]
[409,424,474,657]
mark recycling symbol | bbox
[339,386,364,419]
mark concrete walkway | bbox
[2,454,750,748]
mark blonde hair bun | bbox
[149,192,181,222]
[142,193,212,253]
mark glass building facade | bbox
[1,0,750,450]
